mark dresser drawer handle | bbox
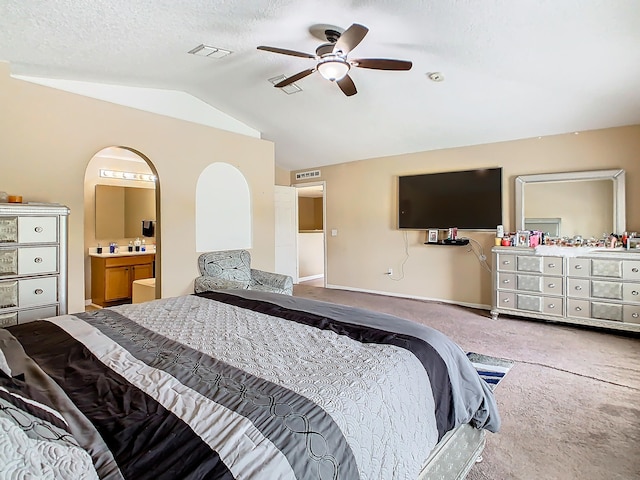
[548,263,556,268]
[502,279,510,284]
[503,260,511,265]
[502,298,510,303]
[34,226,44,233]
[633,313,639,319]
[548,283,555,288]
[575,285,582,291]
[633,291,639,296]
[574,265,583,270]
[548,303,555,309]
[34,288,43,295]
[34,257,43,263]
[633,268,639,273]
[575,306,582,312]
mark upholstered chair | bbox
[194,249,293,295]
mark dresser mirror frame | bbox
[515,169,626,235]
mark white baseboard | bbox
[324,283,491,311]
[85,299,92,306]
[298,274,324,282]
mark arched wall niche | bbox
[196,162,252,252]
[83,146,161,303]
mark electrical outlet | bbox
[387,268,393,275]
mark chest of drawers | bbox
[0,203,69,327]
[491,246,640,332]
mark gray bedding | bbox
[0,290,500,479]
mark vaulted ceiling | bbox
[1,1,639,171]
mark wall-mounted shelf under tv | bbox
[424,238,470,246]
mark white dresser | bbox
[0,203,69,328]
[491,246,640,332]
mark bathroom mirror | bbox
[95,185,155,239]
[515,169,625,237]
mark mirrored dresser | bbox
[0,203,69,327]
[491,246,640,332]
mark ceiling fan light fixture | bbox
[317,57,350,81]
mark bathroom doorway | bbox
[83,146,160,308]
[295,183,326,287]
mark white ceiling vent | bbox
[295,170,321,180]
[188,44,232,59]
[268,75,302,94]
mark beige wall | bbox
[292,126,640,308]
[0,62,276,314]
[275,165,290,186]
[298,197,323,231]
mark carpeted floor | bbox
[293,284,640,480]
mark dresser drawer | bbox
[18,277,57,308]
[0,248,17,276]
[0,311,18,328]
[517,256,543,273]
[497,272,515,290]
[568,258,590,278]
[17,216,58,243]
[567,299,590,318]
[591,280,623,300]
[0,280,18,309]
[17,246,58,275]
[591,301,623,322]
[543,257,563,275]
[624,261,640,281]
[516,274,542,293]
[623,283,640,302]
[496,254,516,272]
[516,294,543,313]
[543,297,563,316]
[624,305,640,324]
[18,305,58,323]
[497,291,515,309]
[567,278,590,298]
[591,258,623,278]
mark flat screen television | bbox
[398,167,502,230]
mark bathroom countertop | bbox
[88,248,156,258]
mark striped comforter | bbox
[0,290,500,479]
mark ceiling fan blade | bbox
[274,68,315,87]
[352,58,413,70]
[336,75,357,96]
[333,24,369,54]
[257,46,316,59]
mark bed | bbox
[0,289,500,479]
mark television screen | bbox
[398,167,502,230]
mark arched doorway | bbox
[83,146,160,308]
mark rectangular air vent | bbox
[188,44,232,59]
[268,75,302,94]
[295,170,321,180]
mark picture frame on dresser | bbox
[427,229,438,243]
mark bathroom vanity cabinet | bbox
[90,253,155,307]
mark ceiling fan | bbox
[257,23,412,96]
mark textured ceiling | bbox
[1,0,639,171]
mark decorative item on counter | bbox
[0,192,7,203]
[501,237,511,247]
[141,239,146,252]
[447,227,458,240]
[96,243,103,254]
[128,241,134,252]
[7,195,22,203]
[134,237,141,252]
